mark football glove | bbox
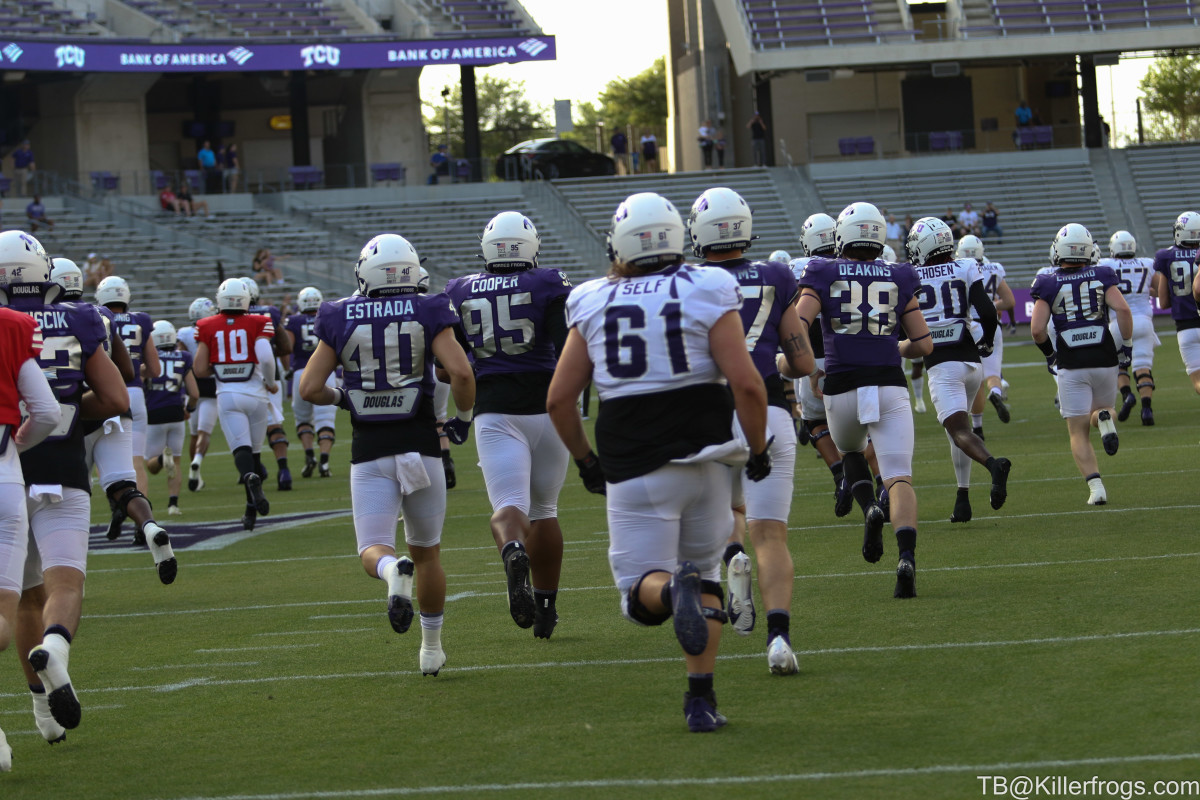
[575,451,606,495]
[443,416,472,445]
[1045,353,1057,376]
[329,386,353,411]
[745,437,774,482]
[976,337,994,357]
[1117,344,1132,370]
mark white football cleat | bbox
[168,505,183,516]
[31,690,66,744]
[1086,478,1107,506]
[419,644,446,677]
[913,396,927,414]
[726,551,755,636]
[767,636,799,676]
[144,522,178,585]
[28,634,80,730]
[0,726,11,772]
[384,557,415,634]
[163,447,176,480]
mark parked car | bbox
[495,138,616,181]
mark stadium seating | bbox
[961,0,1199,37]
[1124,142,1200,236]
[0,0,98,34]
[428,0,534,36]
[740,0,918,49]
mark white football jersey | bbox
[177,325,198,355]
[972,259,1007,320]
[914,257,983,340]
[1098,256,1154,318]
[566,263,741,401]
[789,256,812,285]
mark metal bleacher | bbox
[1124,142,1200,237]
[553,167,802,257]
[740,0,917,49]
[961,0,1199,37]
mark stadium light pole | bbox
[441,86,450,151]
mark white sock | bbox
[971,413,984,429]
[420,612,444,648]
[989,385,1002,397]
[947,430,973,488]
[192,453,204,467]
[912,376,924,398]
[376,555,398,581]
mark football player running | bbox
[285,287,337,479]
[796,202,932,598]
[0,285,60,771]
[177,298,219,491]
[1031,224,1132,506]
[142,321,199,516]
[907,218,1011,524]
[301,235,474,677]
[957,235,1015,429]
[1101,231,1158,425]
[1151,212,1200,400]
[418,268,457,489]
[242,277,294,490]
[547,192,772,732]
[445,212,573,638]
[0,230,130,740]
[194,279,277,530]
[688,188,813,675]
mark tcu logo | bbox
[299,45,340,68]
[55,45,85,69]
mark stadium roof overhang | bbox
[0,35,555,73]
[711,0,1200,75]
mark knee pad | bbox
[1118,365,1130,380]
[317,426,336,444]
[808,423,831,446]
[296,422,315,439]
[1135,370,1155,391]
[107,480,149,514]
[625,570,672,626]
[267,426,289,449]
[701,579,725,608]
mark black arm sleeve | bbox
[969,280,998,346]
[545,295,569,357]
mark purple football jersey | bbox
[105,308,153,388]
[707,258,799,379]
[249,303,283,332]
[313,293,459,424]
[146,349,193,415]
[1152,245,1200,326]
[445,268,572,378]
[1030,265,1119,367]
[285,312,319,370]
[799,257,921,383]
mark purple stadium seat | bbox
[1017,128,1036,148]
[839,137,857,156]
[855,136,875,155]
[370,163,405,183]
[90,171,120,192]
[929,131,948,151]
[947,130,964,150]
[183,170,203,192]
[1034,125,1053,147]
[289,166,324,189]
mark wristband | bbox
[1036,338,1055,357]
[186,405,197,413]
[455,408,473,423]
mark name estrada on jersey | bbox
[1030,266,1120,369]
[798,256,922,394]
[914,257,984,368]
[313,293,459,464]
[445,266,571,416]
[704,257,799,409]
[566,262,742,483]
[1153,245,1200,329]
[1099,256,1154,317]
[196,312,275,389]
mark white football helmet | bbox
[905,217,955,266]
[1089,242,1101,265]
[1051,223,1095,267]
[834,202,886,257]
[96,275,131,307]
[1108,230,1136,258]
[800,213,837,257]
[0,230,52,285]
[417,268,430,294]
[297,286,323,312]
[151,320,177,349]
[881,244,897,263]
[1174,211,1200,247]
[481,211,539,273]
[956,234,984,261]
[188,297,216,321]
[216,277,251,312]
[239,276,261,305]
[355,234,422,296]
[50,258,84,299]
[768,249,791,263]
[607,192,686,269]
[689,187,752,257]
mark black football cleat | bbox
[1141,406,1155,426]
[894,556,916,599]
[949,492,972,523]
[989,457,1012,510]
[1117,392,1137,422]
[302,455,317,478]
[862,504,885,564]
[988,391,1011,423]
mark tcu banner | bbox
[0,35,555,72]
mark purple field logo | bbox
[89,508,351,552]
[2,43,22,62]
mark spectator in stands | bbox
[428,144,450,185]
[885,213,903,254]
[252,248,284,285]
[225,143,240,193]
[197,140,219,193]
[12,140,35,196]
[715,128,727,168]
[25,195,53,233]
[84,253,113,289]
[160,182,187,216]
[639,130,659,173]
[698,119,716,169]
[941,207,961,237]
[981,202,1004,243]
[957,202,981,236]
[1014,101,1033,127]
[611,130,629,175]
[177,180,208,218]
[747,111,768,167]
[901,214,915,243]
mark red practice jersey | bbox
[0,307,43,427]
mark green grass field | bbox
[2,338,1199,800]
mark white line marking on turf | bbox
[2,628,1196,701]
[155,752,1200,800]
[801,551,1200,580]
[788,503,1200,532]
[130,662,259,671]
[0,704,123,717]
[194,644,322,653]
[253,628,372,637]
